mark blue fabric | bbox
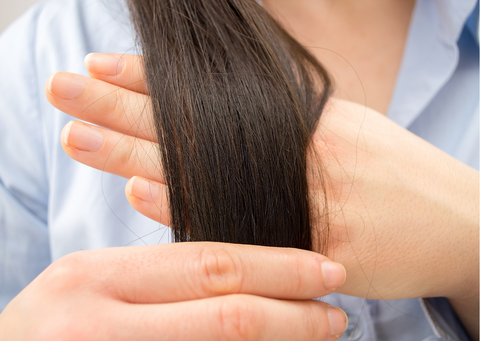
[466,1,479,43]
[0,0,477,339]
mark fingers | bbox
[61,121,164,183]
[125,176,171,226]
[85,53,148,94]
[60,243,346,304]
[21,250,346,341]
[61,120,169,215]
[46,71,157,142]
[116,295,347,341]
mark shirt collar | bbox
[434,0,478,43]
[466,1,479,43]
[387,0,478,127]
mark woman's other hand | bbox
[45,53,478,337]
[0,243,347,340]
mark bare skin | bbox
[263,0,415,115]
[0,243,348,341]
[39,53,478,339]
[1,0,478,340]
[266,0,479,335]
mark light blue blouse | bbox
[0,0,477,340]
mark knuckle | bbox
[117,138,140,170]
[40,252,91,293]
[103,87,122,122]
[215,296,261,341]
[304,302,330,340]
[140,141,160,173]
[290,255,305,294]
[279,251,305,296]
[196,247,244,296]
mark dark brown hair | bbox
[127,0,331,252]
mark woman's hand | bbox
[314,99,478,338]
[45,53,478,337]
[0,243,348,340]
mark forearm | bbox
[449,296,479,341]
[447,165,479,340]
[429,155,480,340]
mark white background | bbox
[0,0,43,34]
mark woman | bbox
[0,0,478,340]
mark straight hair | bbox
[127,0,332,252]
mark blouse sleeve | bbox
[0,3,52,311]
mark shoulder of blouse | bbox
[388,0,479,170]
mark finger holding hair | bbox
[62,243,346,303]
[60,120,164,183]
[113,295,347,341]
[45,71,157,142]
[0,244,348,340]
[85,53,148,94]
[125,176,171,226]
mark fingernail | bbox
[85,53,124,76]
[327,305,348,337]
[131,177,159,202]
[63,121,104,152]
[321,261,346,290]
[48,72,86,99]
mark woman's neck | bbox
[263,0,415,115]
